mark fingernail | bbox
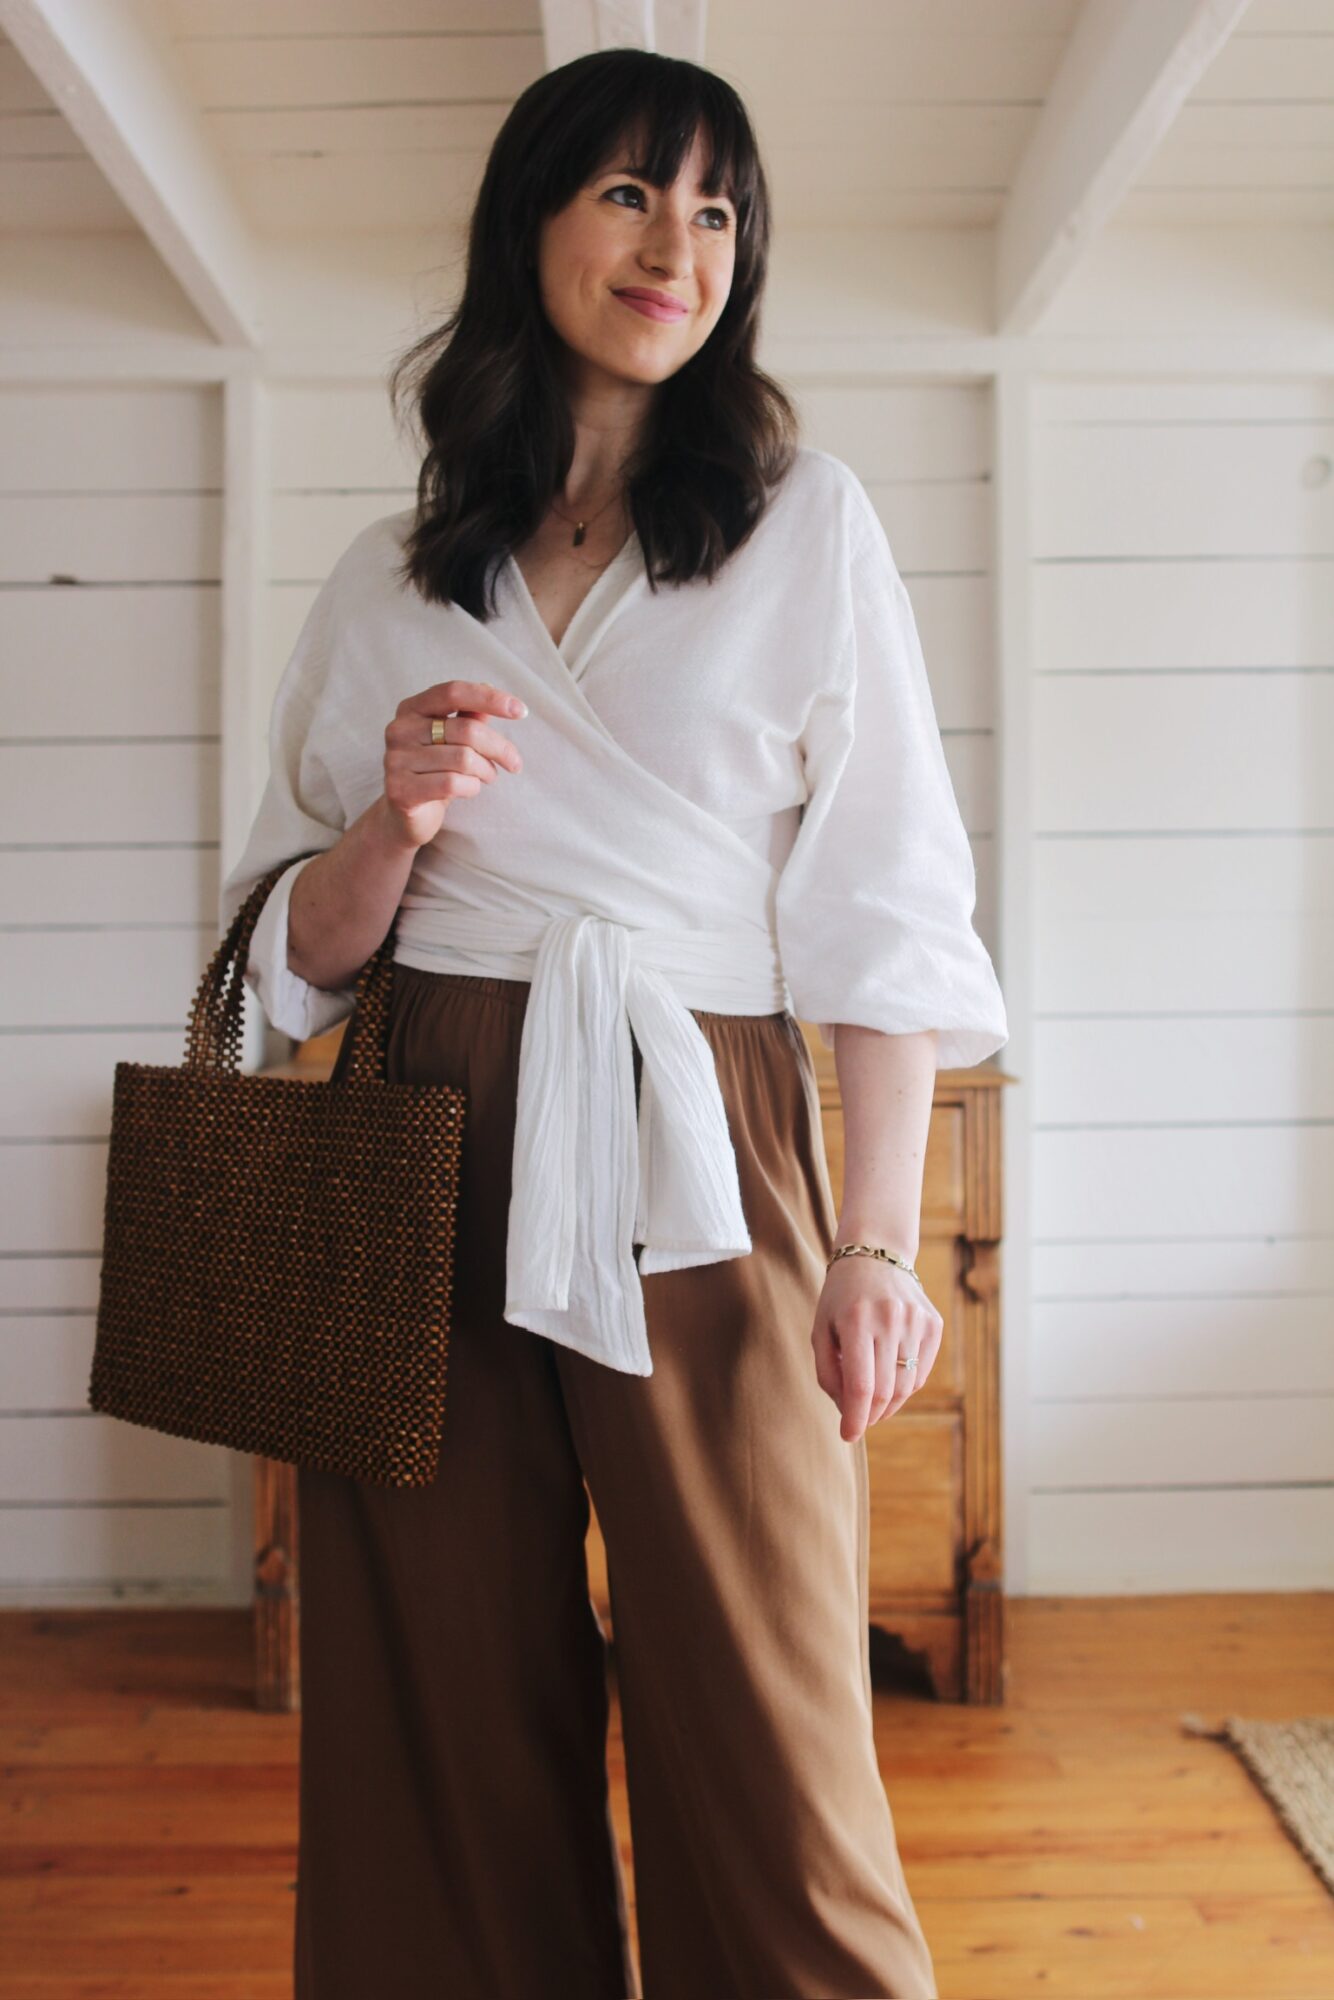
[512,699,527,716]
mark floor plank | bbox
[1,1596,1331,1996]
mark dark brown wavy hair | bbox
[388,47,799,619]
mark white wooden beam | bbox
[540,0,706,70]
[0,0,263,347]
[995,0,1253,335]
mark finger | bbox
[834,1321,877,1443]
[409,682,528,723]
[900,1305,943,1394]
[389,705,525,774]
[386,728,516,780]
[434,712,525,773]
[885,1352,917,1416]
[866,1331,899,1427]
[387,713,523,774]
[887,1325,930,1413]
[386,744,496,795]
[810,1319,843,1406]
[902,1339,934,1396]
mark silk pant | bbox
[293,963,938,2000]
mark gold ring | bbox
[430,718,447,745]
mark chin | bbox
[600,345,684,387]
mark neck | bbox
[561,372,654,507]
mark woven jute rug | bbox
[1181,1713,1334,1894]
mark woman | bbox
[221,47,1006,2000]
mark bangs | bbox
[550,55,761,230]
[592,96,753,216]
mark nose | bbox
[640,208,692,279]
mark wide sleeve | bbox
[217,569,360,1044]
[774,496,1008,1069]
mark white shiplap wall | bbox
[261,382,419,797]
[0,383,246,1602]
[1027,376,1334,1592]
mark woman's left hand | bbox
[810,1256,944,1443]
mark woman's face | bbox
[535,127,737,393]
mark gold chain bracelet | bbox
[825,1242,924,1287]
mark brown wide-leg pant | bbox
[293,964,938,2000]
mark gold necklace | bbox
[548,484,626,547]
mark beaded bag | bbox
[87,857,466,1488]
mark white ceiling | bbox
[1117,0,1334,224]
[0,0,1330,238]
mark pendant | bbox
[572,521,586,546]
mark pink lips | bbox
[613,289,689,323]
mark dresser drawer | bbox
[865,1408,963,1600]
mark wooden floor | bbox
[1,1595,1331,1997]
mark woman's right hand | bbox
[381,679,528,850]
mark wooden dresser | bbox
[252,1021,1013,1711]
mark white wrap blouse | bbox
[219,445,1008,1376]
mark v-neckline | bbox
[505,531,643,680]
[474,532,780,894]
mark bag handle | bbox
[186,854,399,1085]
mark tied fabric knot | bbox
[503,911,752,1375]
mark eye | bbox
[604,183,733,231]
